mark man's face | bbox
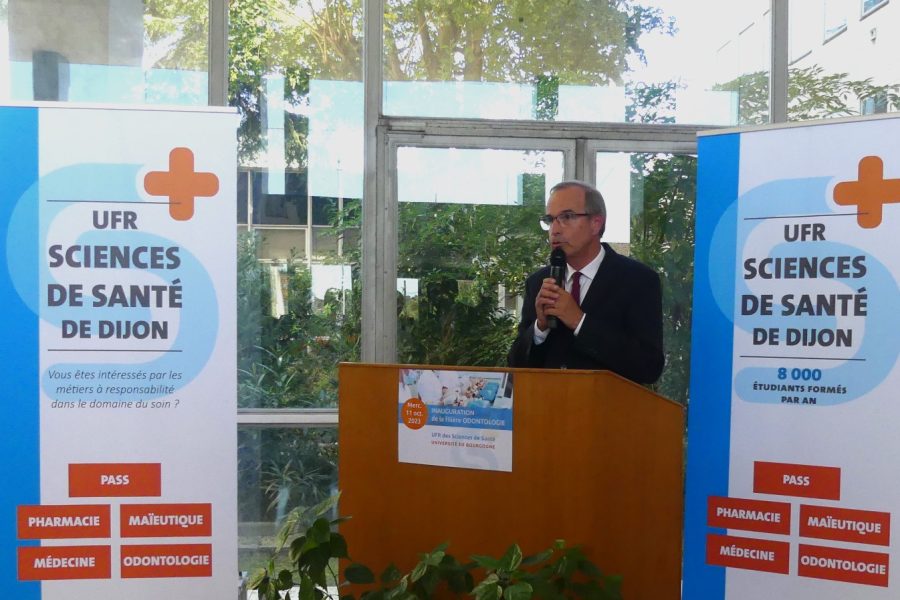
[546,186,603,268]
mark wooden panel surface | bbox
[338,364,684,600]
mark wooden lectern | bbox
[338,364,684,600]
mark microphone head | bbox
[550,247,566,267]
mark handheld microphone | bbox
[547,247,566,330]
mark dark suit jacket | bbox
[507,243,664,384]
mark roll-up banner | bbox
[685,115,900,599]
[1,104,237,599]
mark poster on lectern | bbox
[684,115,900,600]
[0,104,238,599]
[398,368,514,471]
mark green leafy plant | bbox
[249,495,622,600]
[248,494,347,600]
[348,541,622,600]
[351,543,472,600]
[467,542,621,600]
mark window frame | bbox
[861,0,890,19]
[823,0,849,43]
[224,0,783,420]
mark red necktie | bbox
[571,271,582,307]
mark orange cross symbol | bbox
[144,147,219,221]
[833,155,900,229]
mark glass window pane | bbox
[238,230,357,409]
[627,0,770,126]
[255,229,307,262]
[397,147,563,366]
[382,0,768,126]
[237,171,250,225]
[1,0,207,104]
[311,263,352,312]
[312,228,339,257]
[862,0,889,17]
[238,426,337,573]
[789,0,899,121]
[596,151,696,403]
[397,147,563,205]
[823,0,848,40]
[231,1,363,409]
[312,197,339,226]
[251,170,309,226]
[790,0,818,63]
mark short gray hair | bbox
[549,180,607,238]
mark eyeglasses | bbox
[539,211,592,231]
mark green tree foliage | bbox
[143,1,209,71]
[384,0,673,83]
[328,175,548,367]
[237,428,337,554]
[628,154,696,403]
[715,65,900,125]
[397,176,548,366]
[621,82,696,403]
[237,231,358,409]
[237,232,345,528]
[148,0,673,163]
[145,0,353,166]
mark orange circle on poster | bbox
[401,398,428,430]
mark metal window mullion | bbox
[245,171,253,228]
[585,139,698,154]
[381,116,707,144]
[380,126,397,363]
[574,139,588,181]
[582,144,598,188]
[362,0,385,363]
[770,0,790,123]
[208,0,228,106]
[237,409,339,427]
[385,135,574,152]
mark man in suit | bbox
[507,181,664,384]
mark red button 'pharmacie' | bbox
[18,545,111,581]
[798,543,889,587]
[753,461,840,500]
[121,503,212,537]
[68,463,161,497]
[121,544,212,578]
[17,505,110,539]
[800,505,890,546]
[707,496,791,535]
[706,533,790,574]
